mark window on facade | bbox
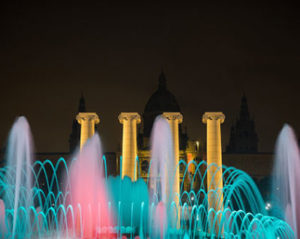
[141,160,149,173]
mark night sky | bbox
[0,2,299,153]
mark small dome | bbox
[144,72,180,113]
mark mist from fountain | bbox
[272,124,300,238]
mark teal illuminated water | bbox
[0,116,295,238]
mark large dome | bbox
[141,72,185,141]
[144,72,181,113]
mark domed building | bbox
[132,71,199,181]
[138,71,188,150]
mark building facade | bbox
[116,72,200,184]
[0,72,276,200]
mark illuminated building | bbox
[128,72,200,187]
[0,71,278,202]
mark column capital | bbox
[118,112,141,124]
[76,112,100,125]
[162,112,183,123]
[202,112,225,124]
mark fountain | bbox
[0,116,296,238]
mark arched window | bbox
[141,160,149,173]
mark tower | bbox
[226,94,258,153]
[69,94,86,152]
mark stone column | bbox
[162,112,183,225]
[76,112,100,149]
[202,112,225,233]
[119,112,141,181]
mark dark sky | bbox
[0,2,299,153]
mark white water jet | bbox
[149,116,178,236]
[272,124,300,238]
[149,115,175,206]
[3,116,34,237]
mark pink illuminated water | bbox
[0,199,5,237]
[153,202,167,239]
[66,134,113,238]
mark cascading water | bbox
[0,115,296,238]
[272,124,300,238]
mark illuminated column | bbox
[76,112,100,149]
[202,112,225,233]
[119,112,141,181]
[162,112,183,214]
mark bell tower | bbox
[69,94,87,152]
[226,94,258,153]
